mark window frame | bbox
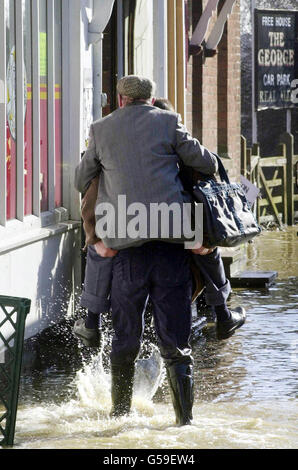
[0,1,6,226]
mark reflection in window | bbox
[123,0,135,75]
[54,0,62,208]
[134,0,154,80]
[123,0,154,80]
[4,0,63,220]
[39,0,48,212]
[24,0,33,215]
[5,0,16,220]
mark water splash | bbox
[13,342,169,448]
[74,343,165,415]
[134,345,165,400]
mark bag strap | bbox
[212,153,230,185]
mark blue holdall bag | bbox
[192,154,261,248]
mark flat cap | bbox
[117,75,155,100]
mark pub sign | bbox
[255,9,298,110]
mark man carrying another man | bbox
[74,75,245,426]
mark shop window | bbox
[54,0,62,209]
[122,0,154,81]
[134,0,154,80]
[5,0,16,220]
[24,0,33,215]
[2,0,63,222]
[123,0,136,75]
[39,0,48,212]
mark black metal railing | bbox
[0,296,30,447]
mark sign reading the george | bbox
[255,9,298,110]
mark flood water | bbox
[5,228,298,449]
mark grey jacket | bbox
[75,102,218,250]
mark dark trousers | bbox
[192,247,231,306]
[80,245,231,316]
[80,245,113,316]
[109,242,193,367]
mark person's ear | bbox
[151,97,156,105]
[118,94,123,108]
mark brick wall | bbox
[201,0,219,153]
[186,0,218,151]
[186,0,241,181]
[220,0,241,179]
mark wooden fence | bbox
[241,133,298,226]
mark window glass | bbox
[134,0,154,80]
[123,0,135,75]
[54,0,62,208]
[24,0,33,215]
[5,0,16,220]
[4,0,63,221]
[39,0,48,212]
[123,0,154,80]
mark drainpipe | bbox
[88,0,115,121]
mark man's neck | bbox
[126,99,151,106]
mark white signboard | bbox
[240,175,260,205]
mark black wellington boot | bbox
[166,363,194,426]
[110,363,135,418]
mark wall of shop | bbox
[0,0,87,341]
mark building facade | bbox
[0,0,241,342]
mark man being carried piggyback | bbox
[74,75,245,425]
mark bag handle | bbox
[212,153,230,185]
